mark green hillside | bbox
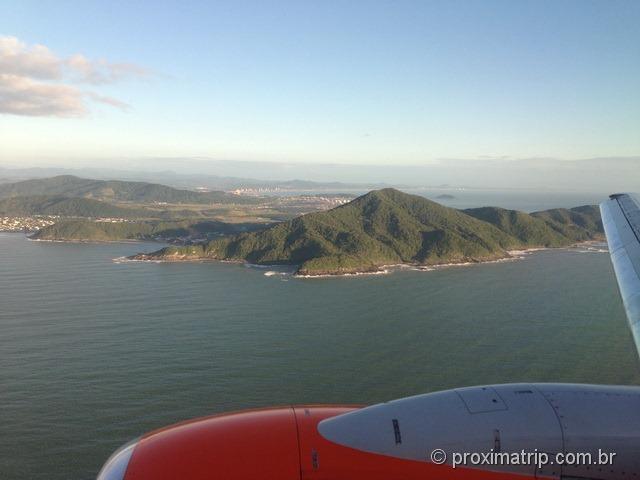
[465,205,603,246]
[132,189,604,275]
[134,189,511,273]
[31,219,268,242]
[464,207,568,247]
[0,195,151,218]
[530,205,604,242]
[0,175,257,205]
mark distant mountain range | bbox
[133,188,603,275]
[2,156,638,191]
[0,175,257,204]
[0,167,390,192]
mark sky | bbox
[1,0,639,169]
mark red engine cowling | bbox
[99,404,533,480]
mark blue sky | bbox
[1,0,639,166]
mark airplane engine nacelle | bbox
[98,406,312,480]
[318,383,640,479]
[98,384,640,480]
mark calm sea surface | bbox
[2,195,639,479]
[280,189,609,213]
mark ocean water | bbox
[414,189,609,212]
[274,189,609,213]
[1,233,639,480]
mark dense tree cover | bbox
[142,189,603,275]
[0,175,257,204]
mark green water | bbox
[1,233,638,480]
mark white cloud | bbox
[0,36,147,117]
[66,53,150,84]
[0,36,61,79]
[0,74,84,117]
[86,92,130,111]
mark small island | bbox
[131,188,604,276]
[435,194,456,200]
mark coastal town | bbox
[0,216,134,233]
[270,194,353,212]
[0,215,58,232]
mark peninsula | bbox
[131,188,603,276]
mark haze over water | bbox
[2,193,639,480]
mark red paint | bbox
[125,407,300,480]
[123,405,538,480]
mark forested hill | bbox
[132,188,603,275]
[463,205,603,246]
[0,195,150,218]
[0,175,257,204]
[30,219,268,242]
